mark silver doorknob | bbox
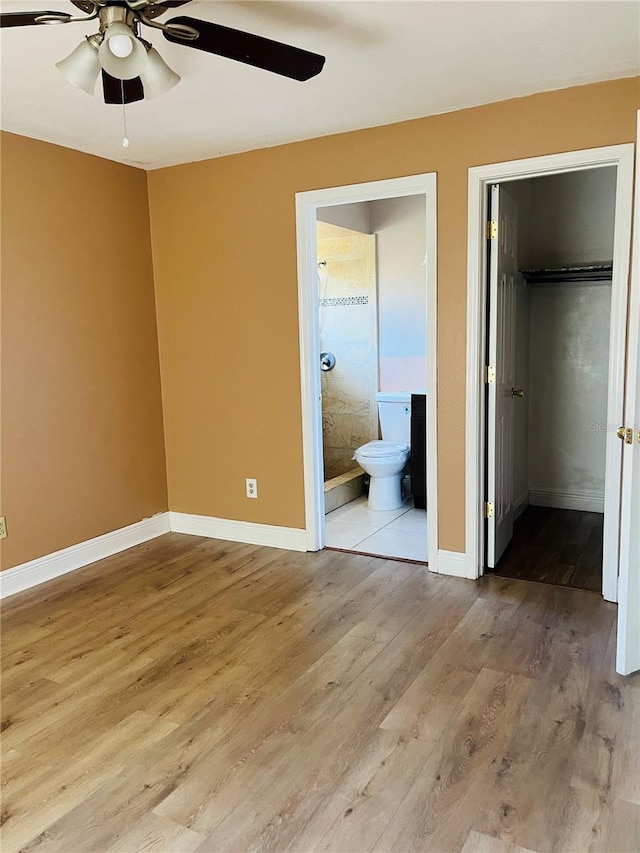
[320,352,336,371]
[511,388,524,398]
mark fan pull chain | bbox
[121,80,130,149]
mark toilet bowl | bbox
[354,440,410,511]
[354,391,414,511]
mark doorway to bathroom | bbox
[296,173,438,568]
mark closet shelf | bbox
[520,263,613,284]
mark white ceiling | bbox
[1,1,638,170]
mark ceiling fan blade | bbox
[0,11,71,27]
[134,1,191,19]
[162,16,325,81]
[70,1,95,13]
[102,71,144,105]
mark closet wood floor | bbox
[491,506,604,594]
[1,533,638,853]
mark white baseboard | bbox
[529,488,604,513]
[513,489,529,520]
[0,513,171,599]
[169,512,307,552]
[436,549,473,579]
[3,507,470,599]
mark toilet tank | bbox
[376,392,412,444]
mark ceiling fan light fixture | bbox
[98,22,147,80]
[139,47,180,99]
[55,35,101,95]
[3,3,326,106]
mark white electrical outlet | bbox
[246,478,258,499]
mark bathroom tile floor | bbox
[325,495,428,562]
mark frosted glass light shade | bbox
[140,48,180,99]
[98,23,147,79]
[56,38,101,95]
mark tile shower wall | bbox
[318,232,378,481]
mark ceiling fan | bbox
[0,1,326,104]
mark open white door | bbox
[616,111,640,676]
[486,184,518,568]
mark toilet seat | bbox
[354,440,409,459]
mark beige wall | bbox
[2,78,635,570]
[0,132,168,570]
[148,77,637,553]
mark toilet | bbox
[354,392,412,511]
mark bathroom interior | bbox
[316,195,428,562]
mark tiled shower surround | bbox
[318,232,379,481]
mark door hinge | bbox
[617,426,633,445]
[484,502,494,519]
[485,365,495,384]
[487,220,497,240]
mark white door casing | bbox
[616,112,640,676]
[486,185,518,567]
[466,145,635,589]
[295,173,439,570]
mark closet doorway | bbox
[465,144,634,605]
[486,169,616,594]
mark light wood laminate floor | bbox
[1,533,639,853]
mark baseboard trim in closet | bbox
[529,489,604,514]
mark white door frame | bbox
[296,173,439,569]
[465,144,635,596]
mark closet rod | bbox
[520,263,613,284]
